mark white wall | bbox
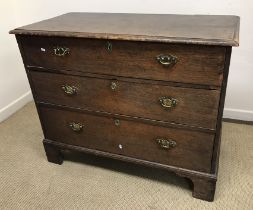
[1,0,253,122]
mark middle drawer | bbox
[30,71,220,129]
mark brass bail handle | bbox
[61,85,77,95]
[159,97,178,109]
[69,122,84,132]
[156,54,177,68]
[54,46,70,56]
[157,138,177,149]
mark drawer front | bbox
[21,36,225,86]
[30,71,220,129]
[40,106,214,173]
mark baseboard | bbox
[223,108,253,122]
[0,91,33,123]
[223,118,253,125]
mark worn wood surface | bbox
[10,13,240,46]
[191,177,217,201]
[211,47,232,174]
[26,66,222,90]
[22,36,225,86]
[30,71,220,129]
[21,36,226,86]
[40,106,214,173]
[43,141,63,164]
[43,137,219,201]
[37,102,216,134]
[11,13,240,201]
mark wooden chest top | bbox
[10,12,239,46]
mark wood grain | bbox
[10,13,240,46]
[40,106,214,173]
[11,13,240,201]
[21,36,226,86]
[30,71,220,129]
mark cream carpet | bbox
[0,102,252,210]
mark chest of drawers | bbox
[10,13,240,201]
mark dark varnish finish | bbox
[30,71,220,129]
[21,36,225,86]
[40,106,214,173]
[10,13,240,202]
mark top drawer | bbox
[20,36,226,86]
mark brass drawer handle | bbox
[69,122,84,132]
[54,46,70,56]
[159,97,178,109]
[156,54,177,68]
[62,85,77,95]
[157,138,176,149]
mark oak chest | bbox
[10,13,240,201]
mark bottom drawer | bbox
[40,106,214,173]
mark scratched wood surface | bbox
[10,13,240,46]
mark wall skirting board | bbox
[0,91,33,123]
[0,91,252,123]
[223,108,253,122]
